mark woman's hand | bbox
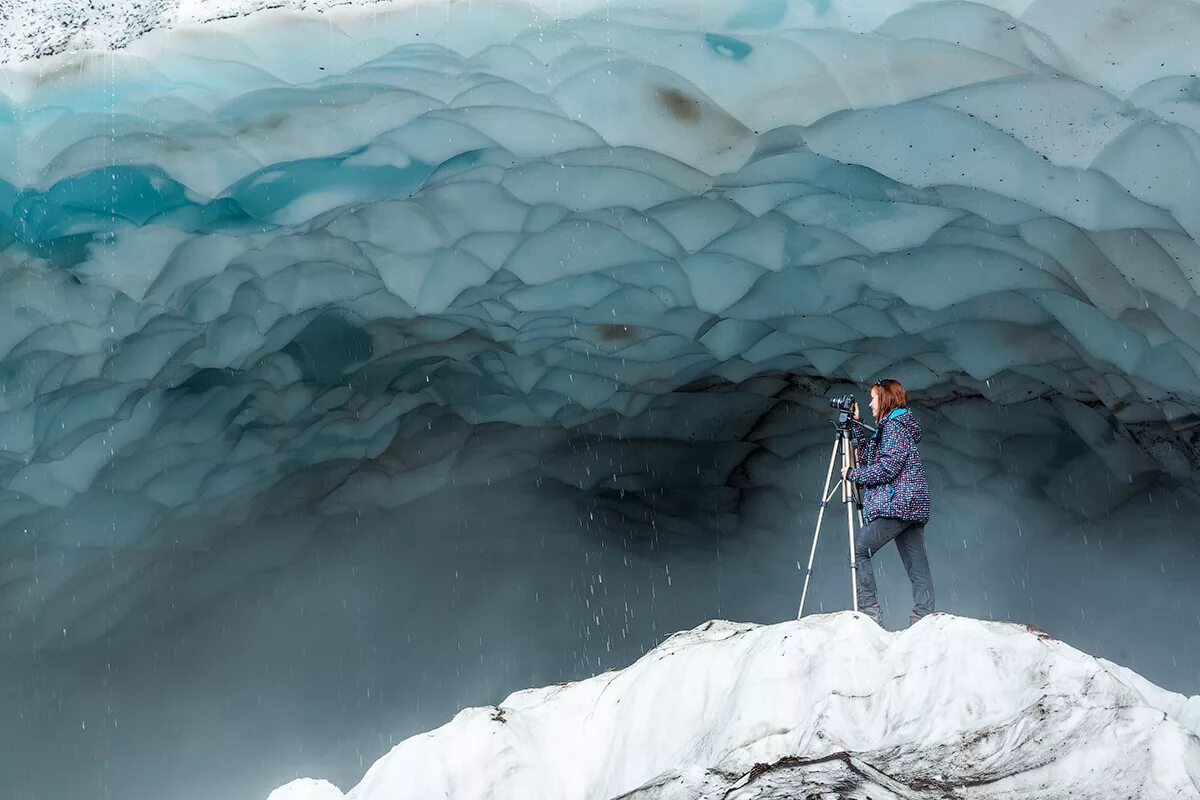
[852,401,861,420]
[841,466,851,481]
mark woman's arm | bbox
[847,423,912,486]
[852,426,868,466]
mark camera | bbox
[828,394,856,413]
[828,393,859,434]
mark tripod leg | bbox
[844,435,859,613]
[798,437,841,619]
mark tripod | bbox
[797,413,875,619]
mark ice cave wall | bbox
[1,0,1199,661]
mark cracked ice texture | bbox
[1,0,1200,652]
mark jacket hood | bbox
[886,408,923,443]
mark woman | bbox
[840,379,934,628]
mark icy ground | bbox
[2,0,1200,798]
[268,612,1200,800]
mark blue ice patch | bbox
[705,34,753,61]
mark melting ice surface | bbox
[1,0,1200,798]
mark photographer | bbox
[839,379,934,628]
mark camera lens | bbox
[828,394,853,411]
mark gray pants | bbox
[855,517,935,625]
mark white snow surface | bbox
[268,778,346,800]
[270,612,1200,800]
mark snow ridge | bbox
[272,613,1200,800]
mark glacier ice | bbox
[269,613,1200,799]
[2,0,1200,798]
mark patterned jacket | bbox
[847,408,931,524]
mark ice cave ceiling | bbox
[2,0,1200,659]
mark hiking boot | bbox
[860,604,884,627]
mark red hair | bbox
[870,379,907,418]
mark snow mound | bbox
[267,778,345,800]
[282,612,1200,800]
